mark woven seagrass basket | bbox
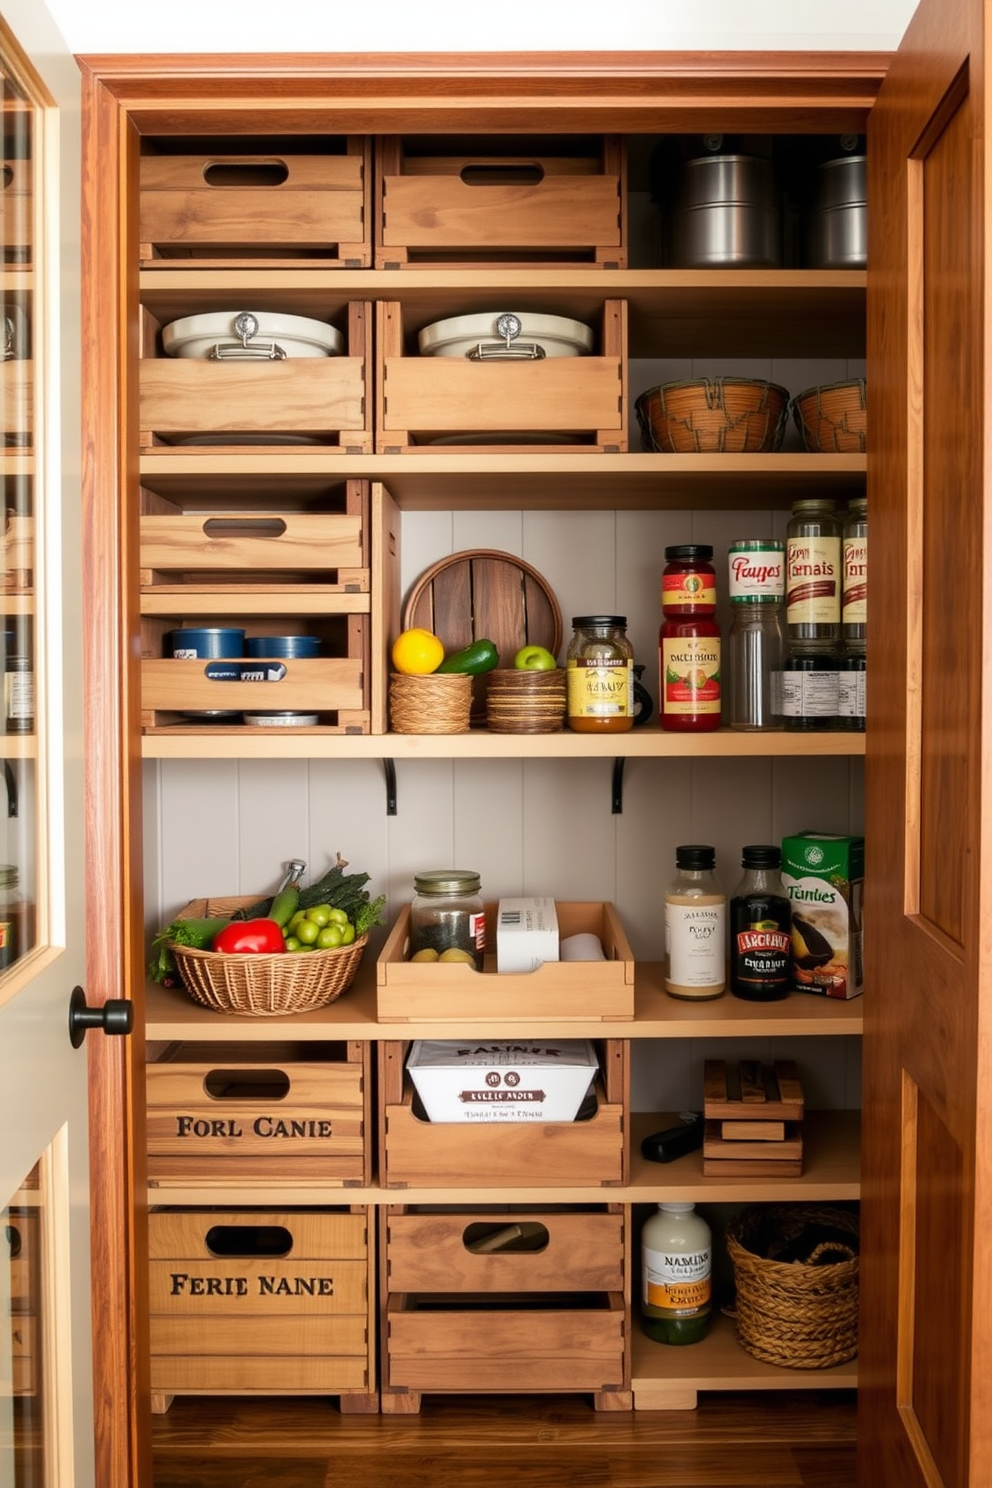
[792,378,867,452]
[389,670,472,734]
[636,377,790,453]
[169,895,367,1016]
[486,667,567,733]
[727,1203,860,1369]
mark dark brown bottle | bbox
[729,845,792,1001]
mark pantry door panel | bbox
[861,0,992,1483]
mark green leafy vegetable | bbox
[353,894,387,937]
[148,915,232,985]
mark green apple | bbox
[513,644,557,671]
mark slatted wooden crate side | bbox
[140,139,371,266]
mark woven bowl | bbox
[389,671,472,734]
[170,932,368,1016]
[636,377,790,453]
[791,378,867,452]
[727,1203,860,1369]
[486,668,567,733]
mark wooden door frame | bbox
[77,50,889,1488]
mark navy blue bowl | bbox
[246,635,321,659]
[169,627,245,659]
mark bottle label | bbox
[665,901,726,986]
[781,667,840,717]
[731,898,792,991]
[842,536,868,623]
[662,572,716,610]
[662,638,721,716]
[786,536,841,624]
[643,1243,711,1314]
[838,667,867,718]
[566,658,632,718]
[728,547,785,600]
[469,911,486,951]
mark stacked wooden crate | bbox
[702,1059,805,1177]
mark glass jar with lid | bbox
[566,616,634,733]
[409,870,485,969]
[659,546,721,733]
[785,498,842,651]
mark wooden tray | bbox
[402,549,562,723]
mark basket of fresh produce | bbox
[148,856,386,1016]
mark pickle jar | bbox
[409,870,485,969]
[566,616,634,733]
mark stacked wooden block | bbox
[703,1059,804,1177]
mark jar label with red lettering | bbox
[662,572,716,609]
[786,536,841,623]
[662,638,721,715]
[728,545,785,600]
[842,536,868,622]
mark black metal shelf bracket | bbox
[383,757,397,815]
[612,757,626,814]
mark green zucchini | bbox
[435,638,500,676]
[267,886,300,928]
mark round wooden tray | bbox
[402,549,563,724]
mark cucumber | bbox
[435,638,499,676]
[267,886,300,928]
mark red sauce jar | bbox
[659,544,721,732]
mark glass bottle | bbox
[641,1201,712,1345]
[842,496,867,652]
[786,498,842,652]
[726,539,785,730]
[4,655,34,734]
[838,653,866,732]
[781,649,840,731]
[566,616,634,733]
[409,870,485,969]
[0,864,24,971]
[664,844,726,1000]
[729,844,792,1001]
[659,545,721,733]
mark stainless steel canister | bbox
[669,154,781,268]
[805,155,866,268]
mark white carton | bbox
[406,1039,598,1123]
[496,897,560,973]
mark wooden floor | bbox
[151,1390,858,1487]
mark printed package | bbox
[406,1039,598,1122]
[496,897,560,972]
[780,832,864,999]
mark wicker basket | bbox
[389,670,473,734]
[486,668,567,733]
[791,378,867,452]
[168,894,368,1016]
[636,377,790,453]
[727,1204,860,1369]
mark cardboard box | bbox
[781,832,865,999]
[496,897,560,972]
[406,1039,598,1123]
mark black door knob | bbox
[67,985,134,1049]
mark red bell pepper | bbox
[212,919,285,954]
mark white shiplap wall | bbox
[143,345,865,1111]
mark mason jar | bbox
[409,870,485,969]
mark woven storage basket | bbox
[792,378,867,452]
[389,671,472,734]
[486,668,567,733]
[168,895,368,1016]
[727,1203,860,1369]
[636,377,789,453]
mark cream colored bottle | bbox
[664,844,726,999]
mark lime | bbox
[284,936,302,953]
[391,627,444,675]
[327,907,350,926]
[306,905,331,927]
[295,918,320,945]
[340,923,356,945]
[317,925,344,949]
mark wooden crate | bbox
[1,155,32,261]
[702,1059,805,1177]
[139,300,372,450]
[375,135,626,269]
[148,1206,377,1412]
[140,140,371,266]
[140,611,370,733]
[139,480,370,596]
[146,1040,372,1186]
[378,1039,628,1189]
[381,1203,629,1411]
[375,299,627,453]
[377,902,635,1022]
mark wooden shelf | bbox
[144,959,863,1041]
[630,1312,857,1410]
[137,267,866,359]
[137,449,865,512]
[141,723,865,759]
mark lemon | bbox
[392,627,444,675]
[438,947,476,965]
[410,947,440,963]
